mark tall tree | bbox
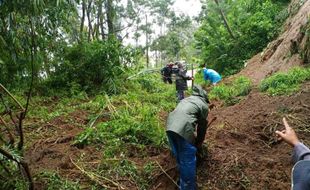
[80,0,86,41]
[213,0,235,39]
[106,0,115,38]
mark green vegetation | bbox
[0,156,28,190]
[193,69,206,87]
[35,172,81,190]
[41,39,139,95]
[195,0,290,75]
[209,76,252,105]
[260,67,310,95]
[75,74,175,157]
[0,0,302,189]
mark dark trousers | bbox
[167,131,197,190]
[177,90,185,102]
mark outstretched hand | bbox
[275,117,300,147]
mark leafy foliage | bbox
[41,39,140,95]
[260,67,310,95]
[36,172,81,190]
[209,76,252,105]
[195,0,290,75]
[0,0,77,88]
[75,74,175,157]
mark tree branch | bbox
[0,147,33,190]
[0,84,25,111]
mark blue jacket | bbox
[292,143,310,190]
[203,68,221,83]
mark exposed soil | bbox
[203,82,310,190]
[24,110,101,189]
[23,82,310,190]
[238,0,310,85]
[24,108,177,190]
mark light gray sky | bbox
[172,0,201,17]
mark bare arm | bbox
[276,118,310,163]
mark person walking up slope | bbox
[166,85,209,190]
[175,62,193,102]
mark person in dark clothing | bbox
[275,118,310,190]
[161,64,173,84]
[175,62,193,102]
[166,85,209,190]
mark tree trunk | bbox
[80,0,86,42]
[98,0,105,40]
[145,14,149,68]
[105,0,115,38]
[214,0,235,39]
[87,0,93,42]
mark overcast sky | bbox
[172,0,201,17]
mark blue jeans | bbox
[167,131,197,190]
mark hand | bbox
[275,117,300,147]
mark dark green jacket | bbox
[166,85,209,145]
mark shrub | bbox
[209,76,252,105]
[36,172,81,190]
[260,67,310,95]
[195,0,289,75]
[43,38,139,95]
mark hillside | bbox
[1,0,310,189]
[239,0,310,85]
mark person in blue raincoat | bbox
[202,63,221,85]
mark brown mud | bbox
[198,82,310,190]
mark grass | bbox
[1,72,191,189]
[74,73,175,156]
[260,67,310,96]
[70,74,177,189]
[209,76,252,105]
[35,171,81,190]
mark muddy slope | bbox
[197,82,310,190]
[239,0,310,85]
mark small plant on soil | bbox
[260,67,310,95]
[209,76,252,105]
[75,74,174,155]
[36,171,81,190]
